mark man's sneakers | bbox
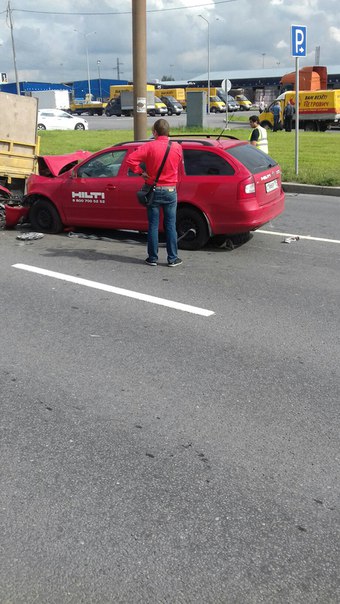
[145,258,158,266]
[168,258,183,267]
[145,257,183,267]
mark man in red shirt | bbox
[127,119,183,267]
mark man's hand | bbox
[141,171,149,180]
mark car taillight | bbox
[238,175,256,199]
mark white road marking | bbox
[12,263,215,317]
[257,229,340,244]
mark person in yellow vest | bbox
[248,115,269,154]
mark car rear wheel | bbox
[29,199,63,234]
[37,123,46,130]
[74,123,85,130]
[177,207,209,250]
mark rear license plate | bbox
[266,179,278,193]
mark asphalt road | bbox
[86,111,247,131]
[1,193,339,603]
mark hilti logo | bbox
[72,192,105,204]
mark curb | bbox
[282,182,340,197]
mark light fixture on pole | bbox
[199,14,210,114]
[97,60,102,101]
[74,29,96,98]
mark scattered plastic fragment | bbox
[67,231,116,242]
[282,236,300,244]
[16,232,44,241]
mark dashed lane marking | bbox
[12,263,215,317]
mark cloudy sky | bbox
[0,0,339,85]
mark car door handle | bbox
[106,184,116,190]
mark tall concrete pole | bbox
[132,0,147,140]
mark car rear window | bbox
[227,144,278,174]
[183,149,235,176]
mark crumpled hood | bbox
[38,150,92,177]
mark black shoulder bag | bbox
[136,141,171,207]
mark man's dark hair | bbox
[153,118,170,136]
[249,115,259,124]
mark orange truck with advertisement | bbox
[259,89,340,131]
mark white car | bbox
[37,109,88,131]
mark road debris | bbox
[16,232,44,241]
[282,236,300,244]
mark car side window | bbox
[77,150,127,178]
[183,149,235,176]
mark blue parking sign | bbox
[291,25,307,57]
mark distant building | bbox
[161,65,340,103]
[0,79,129,101]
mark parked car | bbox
[160,95,183,115]
[37,109,88,131]
[24,136,284,250]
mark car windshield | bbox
[165,96,177,102]
[227,96,236,102]
[210,96,220,102]
[227,144,278,174]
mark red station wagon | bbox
[24,136,285,250]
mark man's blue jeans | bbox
[147,187,178,263]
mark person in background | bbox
[283,99,295,132]
[271,101,281,132]
[248,115,269,154]
[127,119,183,267]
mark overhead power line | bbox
[11,1,237,16]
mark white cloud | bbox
[329,26,340,43]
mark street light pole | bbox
[199,14,210,114]
[97,60,102,100]
[74,30,96,98]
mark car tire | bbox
[74,123,85,130]
[167,109,173,116]
[29,199,63,234]
[37,123,46,131]
[210,107,216,113]
[177,207,209,250]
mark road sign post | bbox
[291,25,307,175]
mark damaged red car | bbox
[23,137,285,250]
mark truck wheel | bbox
[37,123,46,131]
[74,123,85,130]
[304,121,316,131]
[29,199,63,234]
[210,107,216,113]
[177,207,209,251]
[260,120,272,130]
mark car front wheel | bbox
[177,207,209,250]
[29,199,63,233]
[37,123,46,130]
[74,123,85,130]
